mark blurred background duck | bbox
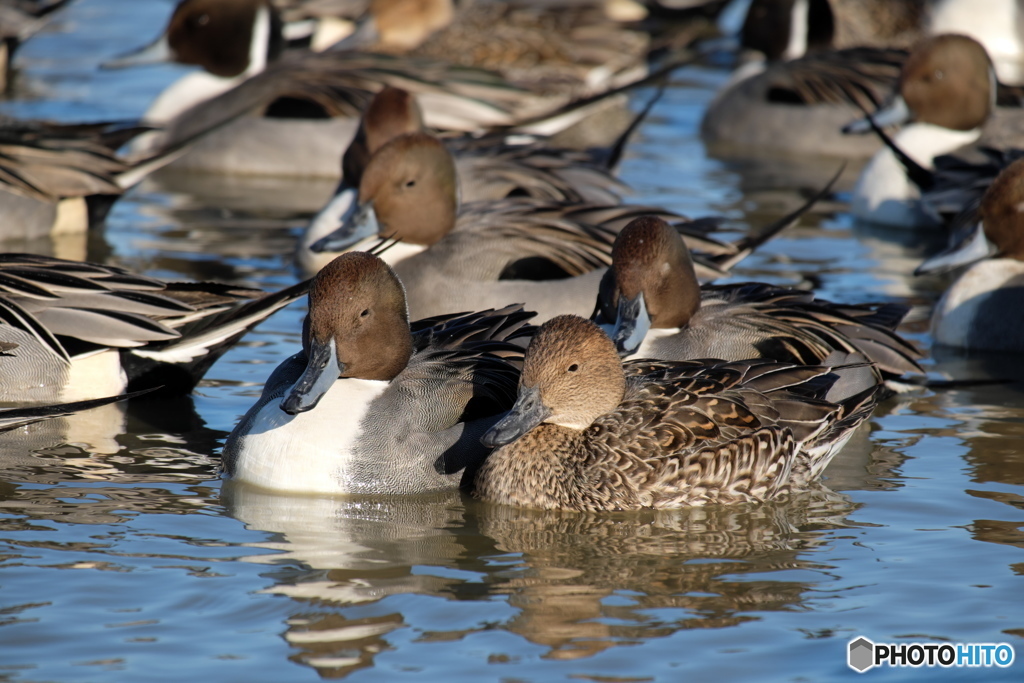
[915,157,1024,353]
[0,0,75,94]
[104,0,712,177]
[473,314,881,511]
[701,0,1024,161]
[845,34,1024,228]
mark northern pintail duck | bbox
[302,131,787,320]
[0,254,309,403]
[845,34,1024,228]
[593,216,923,382]
[300,86,630,269]
[107,0,651,176]
[0,113,263,239]
[915,157,1024,352]
[701,0,910,158]
[473,314,881,511]
[222,251,532,495]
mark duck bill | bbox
[842,95,912,134]
[481,385,551,448]
[915,221,998,275]
[304,183,359,250]
[102,32,174,69]
[280,338,343,415]
[309,200,380,254]
[609,292,650,357]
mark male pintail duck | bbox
[593,215,923,383]
[473,314,881,511]
[844,34,1024,228]
[221,251,532,495]
[701,0,911,159]
[105,0,659,176]
[300,86,633,270]
[302,131,797,320]
[0,253,310,403]
[915,156,1024,352]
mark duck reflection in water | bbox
[221,479,859,672]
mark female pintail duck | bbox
[915,157,1024,352]
[473,314,881,511]
[844,34,1024,228]
[701,0,911,159]
[105,0,652,176]
[300,86,630,270]
[221,251,532,495]
[0,253,310,403]
[338,0,651,98]
[592,216,923,383]
[301,131,789,320]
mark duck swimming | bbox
[473,314,881,511]
[593,215,923,384]
[222,251,532,495]
[844,34,1024,228]
[0,253,309,402]
[302,130,806,319]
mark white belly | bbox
[229,376,388,494]
[851,124,981,228]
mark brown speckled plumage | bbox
[474,316,879,512]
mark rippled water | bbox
[1,1,1022,681]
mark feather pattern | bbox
[476,357,879,511]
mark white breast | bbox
[851,124,981,228]
[229,376,389,494]
[931,259,1024,349]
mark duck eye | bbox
[567,363,579,372]
[404,179,416,188]
[196,14,209,26]
[360,308,370,317]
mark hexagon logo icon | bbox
[848,637,875,672]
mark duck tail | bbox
[122,279,312,393]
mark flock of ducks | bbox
[4,0,1024,511]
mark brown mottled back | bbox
[901,34,994,131]
[306,252,413,381]
[358,132,459,245]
